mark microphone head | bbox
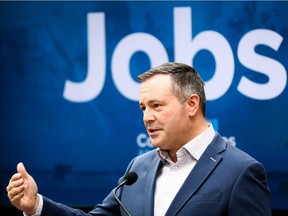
[123,172,138,185]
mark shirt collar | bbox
[157,123,216,163]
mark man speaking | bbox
[7,63,271,215]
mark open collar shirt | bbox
[154,123,216,216]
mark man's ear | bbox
[186,94,200,117]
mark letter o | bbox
[112,33,169,101]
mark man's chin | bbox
[150,141,160,148]
[151,143,167,150]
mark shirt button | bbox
[172,165,177,171]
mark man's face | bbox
[139,74,191,153]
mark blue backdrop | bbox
[0,1,287,210]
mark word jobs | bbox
[63,7,286,103]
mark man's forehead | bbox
[139,78,174,104]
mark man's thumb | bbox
[17,162,29,178]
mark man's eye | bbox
[153,104,160,108]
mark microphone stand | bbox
[113,180,132,216]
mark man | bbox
[7,62,271,215]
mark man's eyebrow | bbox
[139,99,159,105]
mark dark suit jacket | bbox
[41,133,271,216]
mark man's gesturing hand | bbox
[6,162,39,215]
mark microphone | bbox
[113,172,138,216]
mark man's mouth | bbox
[147,128,161,135]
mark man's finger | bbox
[17,162,28,178]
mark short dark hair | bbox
[137,62,206,116]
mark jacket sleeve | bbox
[40,186,121,216]
[228,161,271,216]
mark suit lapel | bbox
[144,152,162,216]
[165,134,226,216]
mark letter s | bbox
[237,29,286,100]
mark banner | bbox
[0,1,287,210]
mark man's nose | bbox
[143,109,155,124]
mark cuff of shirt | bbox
[23,194,43,216]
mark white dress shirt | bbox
[154,123,215,216]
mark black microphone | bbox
[113,172,138,216]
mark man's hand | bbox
[6,162,39,215]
